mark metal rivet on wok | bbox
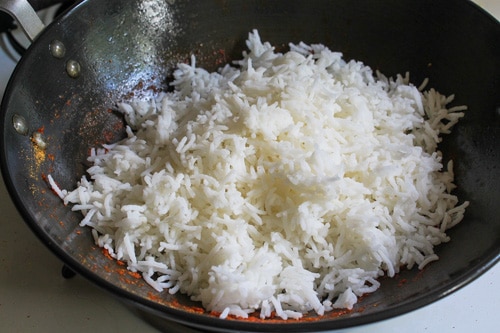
[66,59,81,78]
[12,114,28,135]
[49,40,66,59]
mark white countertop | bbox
[1,1,499,332]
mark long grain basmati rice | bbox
[57,30,469,319]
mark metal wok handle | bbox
[0,0,69,41]
[0,0,45,41]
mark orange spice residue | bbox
[97,245,367,322]
[216,306,356,323]
[398,278,408,287]
[30,126,51,184]
[147,292,163,303]
[413,267,427,281]
[214,49,227,66]
[100,248,142,282]
[33,142,46,165]
[127,271,141,279]
[102,130,115,143]
[146,85,160,93]
[102,248,114,261]
[168,298,205,314]
[113,121,124,131]
[136,81,144,90]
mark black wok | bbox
[1,0,499,331]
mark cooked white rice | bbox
[59,30,469,319]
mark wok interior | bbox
[1,0,499,331]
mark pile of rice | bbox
[52,30,469,319]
